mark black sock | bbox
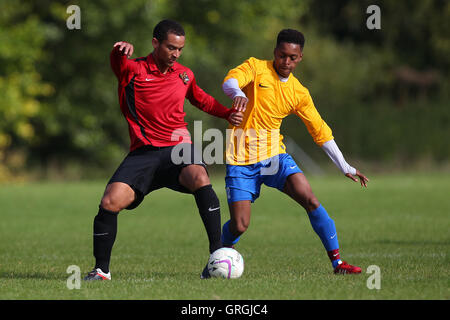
[93,206,118,273]
[193,184,223,254]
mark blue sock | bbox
[307,204,341,268]
[221,220,241,246]
[331,258,341,269]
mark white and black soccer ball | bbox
[207,247,244,279]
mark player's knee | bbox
[182,166,210,191]
[100,196,118,212]
[100,194,131,213]
[235,219,250,235]
[101,183,136,212]
[193,171,210,188]
[305,196,320,212]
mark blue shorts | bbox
[225,153,302,203]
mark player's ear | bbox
[152,37,159,49]
[273,47,279,60]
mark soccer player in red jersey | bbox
[84,20,243,280]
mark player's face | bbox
[152,32,185,69]
[273,42,303,78]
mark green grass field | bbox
[0,173,448,300]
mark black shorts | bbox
[108,143,206,210]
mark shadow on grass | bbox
[113,271,192,281]
[0,271,64,280]
[374,239,450,246]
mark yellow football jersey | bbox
[224,57,333,165]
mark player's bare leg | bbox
[100,182,136,212]
[220,200,252,250]
[283,173,361,274]
[179,164,211,191]
[283,172,320,212]
[227,200,252,239]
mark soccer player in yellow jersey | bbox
[220,29,369,274]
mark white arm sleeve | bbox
[222,78,247,100]
[322,139,357,175]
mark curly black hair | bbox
[153,19,185,43]
[276,29,305,50]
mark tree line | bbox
[0,0,448,180]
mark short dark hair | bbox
[276,29,305,50]
[153,19,185,43]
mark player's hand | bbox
[113,41,134,58]
[232,96,248,113]
[228,111,244,127]
[345,169,369,188]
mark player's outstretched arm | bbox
[186,77,241,125]
[345,169,369,188]
[110,41,137,79]
[113,41,134,57]
[321,139,369,188]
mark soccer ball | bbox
[207,247,244,279]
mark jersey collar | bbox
[146,53,175,74]
[270,60,291,82]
